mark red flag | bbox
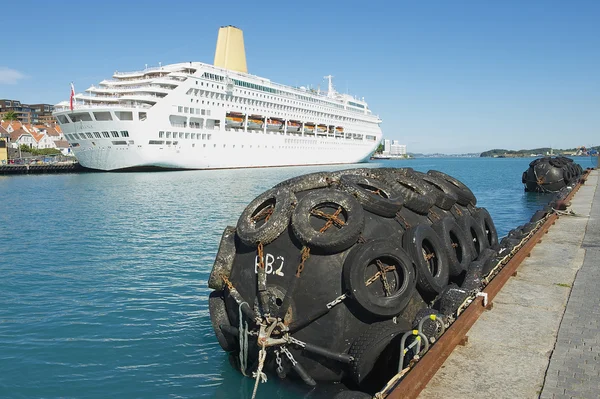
[70,83,75,111]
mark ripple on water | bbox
[0,159,587,398]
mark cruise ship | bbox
[53,26,383,171]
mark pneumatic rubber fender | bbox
[427,170,477,206]
[347,319,411,390]
[432,216,474,277]
[236,186,297,246]
[402,224,450,294]
[342,239,417,318]
[473,208,499,248]
[338,174,404,217]
[291,188,364,254]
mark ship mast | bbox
[324,75,335,98]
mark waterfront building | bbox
[0,100,56,124]
[383,139,407,157]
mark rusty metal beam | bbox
[386,171,589,399]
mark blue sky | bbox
[1,0,598,153]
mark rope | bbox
[238,302,250,377]
[251,342,268,399]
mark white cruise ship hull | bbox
[60,121,377,171]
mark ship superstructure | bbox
[53,26,382,171]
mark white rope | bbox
[251,342,268,399]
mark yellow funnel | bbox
[213,25,248,73]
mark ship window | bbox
[173,141,178,145]
[114,111,133,121]
[101,131,110,138]
[93,132,101,138]
[120,131,129,137]
[93,111,112,121]
[179,132,184,138]
[178,106,183,112]
[184,107,189,113]
[111,131,119,137]
[191,133,195,139]
[112,140,127,145]
[70,112,93,122]
[207,134,212,140]
[85,133,93,139]
[159,131,164,138]
[149,140,164,145]
[166,132,171,138]
[139,112,147,121]
[185,133,190,139]
[201,134,206,139]
[57,115,69,124]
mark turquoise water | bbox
[0,157,591,398]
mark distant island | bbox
[480,146,599,158]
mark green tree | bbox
[375,142,384,153]
[3,111,19,121]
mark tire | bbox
[563,167,573,185]
[402,224,450,294]
[473,208,498,248]
[348,319,411,388]
[343,239,417,317]
[427,170,476,206]
[333,390,372,399]
[274,171,334,192]
[209,290,237,352]
[408,170,458,210]
[339,174,404,217]
[291,188,364,254]
[432,217,473,277]
[457,215,489,258]
[236,187,297,246]
[385,173,434,215]
[208,226,237,290]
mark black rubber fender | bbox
[343,239,417,317]
[209,290,237,352]
[236,187,297,246]
[432,217,473,277]
[474,208,499,248]
[291,188,364,254]
[385,173,434,215]
[347,319,411,388]
[208,226,237,290]
[339,174,404,217]
[427,170,476,206]
[402,224,450,294]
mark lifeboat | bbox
[316,124,328,133]
[335,126,344,134]
[266,118,284,131]
[225,112,244,128]
[286,120,301,132]
[247,115,264,130]
[304,123,315,134]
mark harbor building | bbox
[383,139,407,157]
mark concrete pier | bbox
[419,170,599,399]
